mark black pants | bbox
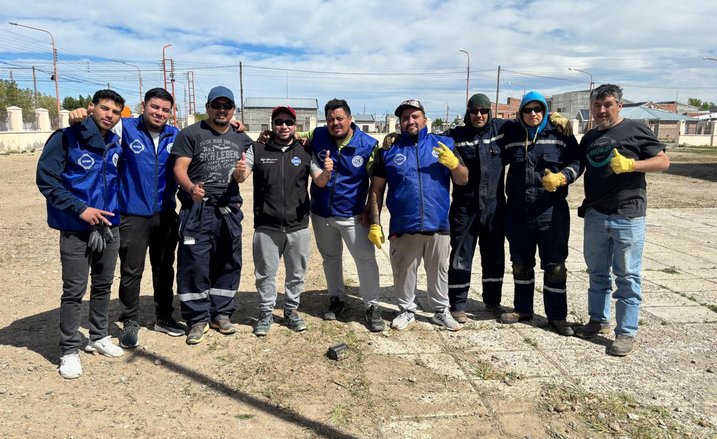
[448,203,505,311]
[117,210,179,323]
[59,228,120,354]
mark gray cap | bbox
[207,86,235,106]
[394,99,425,117]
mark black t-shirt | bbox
[579,119,665,218]
[171,121,254,206]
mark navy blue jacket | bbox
[444,117,507,223]
[310,123,377,218]
[36,117,122,231]
[374,127,454,235]
[118,116,179,216]
[500,92,581,214]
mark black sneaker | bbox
[284,309,307,332]
[120,319,140,349]
[323,296,345,321]
[365,304,385,332]
[154,317,185,337]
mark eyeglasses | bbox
[521,106,543,114]
[469,108,489,115]
[209,101,234,110]
[273,119,296,126]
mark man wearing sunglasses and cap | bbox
[234,105,332,336]
[171,86,254,345]
[498,91,582,336]
[369,99,469,331]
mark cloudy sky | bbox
[1,0,716,120]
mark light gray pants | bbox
[311,214,380,306]
[253,228,310,312]
[389,233,450,312]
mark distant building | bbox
[550,89,592,121]
[240,97,318,132]
[621,102,696,141]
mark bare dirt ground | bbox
[0,145,716,438]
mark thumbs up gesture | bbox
[610,148,635,174]
[234,152,248,182]
[323,150,333,173]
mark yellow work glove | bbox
[368,224,385,249]
[542,169,567,192]
[382,133,399,150]
[433,142,459,170]
[610,148,635,174]
[549,112,573,137]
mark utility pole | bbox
[170,59,177,126]
[186,71,196,115]
[240,62,245,124]
[162,43,172,90]
[32,66,38,107]
[494,65,501,117]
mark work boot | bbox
[485,303,506,318]
[451,310,468,324]
[549,319,575,336]
[186,323,209,345]
[499,311,533,324]
[574,319,610,339]
[609,334,635,356]
[209,315,237,335]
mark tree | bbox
[687,98,714,111]
[0,79,60,121]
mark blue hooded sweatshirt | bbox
[519,91,549,141]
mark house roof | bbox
[319,113,375,123]
[243,97,318,110]
[620,106,695,121]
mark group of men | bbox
[36,82,668,379]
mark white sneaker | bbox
[85,336,125,357]
[432,308,461,331]
[59,352,82,379]
[391,311,416,330]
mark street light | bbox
[9,22,60,117]
[162,43,172,90]
[458,49,470,104]
[505,81,525,98]
[116,60,142,106]
[569,67,594,129]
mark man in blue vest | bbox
[304,99,385,332]
[69,88,183,348]
[37,89,126,379]
[369,99,469,331]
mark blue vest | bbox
[382,128,453,235]
[310,123,377,217]
[118,116,178,216]
[47,122,122,231]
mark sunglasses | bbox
[273,119,296,126]
[209,101,234,110]
[469,108,489,115]
[521,106,543,114]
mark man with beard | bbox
[235,106,332,336]
[171,86,254,345]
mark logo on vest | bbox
[431,149,440,158]
[129,139,145,154]
[351,156,364,168]
[112,153,119,168]
[393,154,406,165]
[291,156,302,167]
[166,142,173,154]
[78,154,95,170]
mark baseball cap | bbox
[271,105,297,119]
[207,86,235,107]
[394,99,425,117]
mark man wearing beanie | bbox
[442,94,510,323]
[498,91,582,336]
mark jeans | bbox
[583,208,646,336]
